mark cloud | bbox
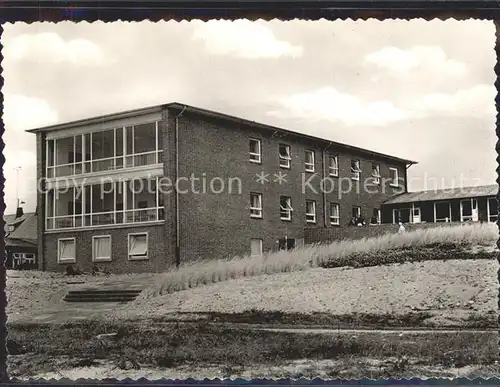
[408,84,496,119]
[364,45,467,76]
[192,20,303,59]
[4,32,107,65]
[268,84,495,127]
[267,87,408,126]
[4,94,59,131]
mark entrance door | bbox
[278,238,296,251]
[412,207,421,224]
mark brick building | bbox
[28,102,416,273]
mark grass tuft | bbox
[143,223,497,298]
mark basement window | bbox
[250,238,263,257]
[58,238,76,264]
[92,235,112,262]
[128,232,149,260]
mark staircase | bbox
[63,289,142,303]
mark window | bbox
[488,197,498,223]
[305,200,316,223]
[372,164,381,184]
[92,235,112,262]
[128,233,149,260]
[250,239,263,257]
[352,206,361,219]
[351,160,361,180]
[372,208,381,224]
[460,198,478,222]
[328,155,339,177]
[305,150,315,172]
[279,144,291,169]
[249,138,261,163]
[389,167,399,187]
[250,193,263,219]
[330,203,340,225]
[280,196,293,221]
[434,202,451,222]
[58,238,76,264]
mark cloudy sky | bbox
[2,19,497,214]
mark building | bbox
[4,207,38,269]
[28,102,416,273]
[381,184,498,224]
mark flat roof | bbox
[26,102,418,165]
[383,184,498,204]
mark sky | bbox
[2,19,497,215]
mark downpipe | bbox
[174,106,186,267]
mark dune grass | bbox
[144,223,498,298]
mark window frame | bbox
[305,200,317,224]
[57,237,76,264]
[249,138,262,164]
[389,167,399,187]
[352,206,361,219]
[250,192,263,219]
[127,232,149,261]
[328,154,339,177]
[92,235,112,262]
[250,238,263,257]
[280,196,293,221]
[372,164,381,185]
[351,160,361,181]
[279,144,291,169]
[304,150,315,173]
[330,203,340,226]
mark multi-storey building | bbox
[28,103,417,273]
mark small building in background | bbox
[4,207,38,269]
[381,184,498,225]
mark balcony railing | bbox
[46,150,163,178]
[46,206,165,230]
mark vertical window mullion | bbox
[123,127,126,167]
[113,181,117,224]
[114,128,117,169]
[155,122,159,164]
[90,132,93,173]
[123,180,128,223]
[73,187,76,227]
[156,177,159,220]
[90,185,93,226]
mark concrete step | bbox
[63,289,143,303]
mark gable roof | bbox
[26,102,418,166]
[4,212,37,243]
[384,184,498,205]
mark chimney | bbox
[15,206,24,219]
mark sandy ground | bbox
[6,270,163,323]
[114,259,499,325]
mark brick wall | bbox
[171,108,409,263]
[304,221,469,245]
[44,224,167,274]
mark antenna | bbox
[14,166,22,209]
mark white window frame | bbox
[249,138,262,164]
[376,208,381,224]
[460,198,479,222]
[92,235,112,262]
[280,196,293,221]
[330,203,340,225]
[372,164,381,185]
[389,167,399,187]
[279,144,291,169]
[352,206,361,219]
[128,232,149,260]
[305,150,315,173]
[351,160,361,181]
[305,200,316,224]
[487,197,498,223]
[57,238,76,264]
[250,193,263,219]
[433,202,451,223]
[250,238,263,257]
[328,155,339,177]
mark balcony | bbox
[46,123,163,179]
